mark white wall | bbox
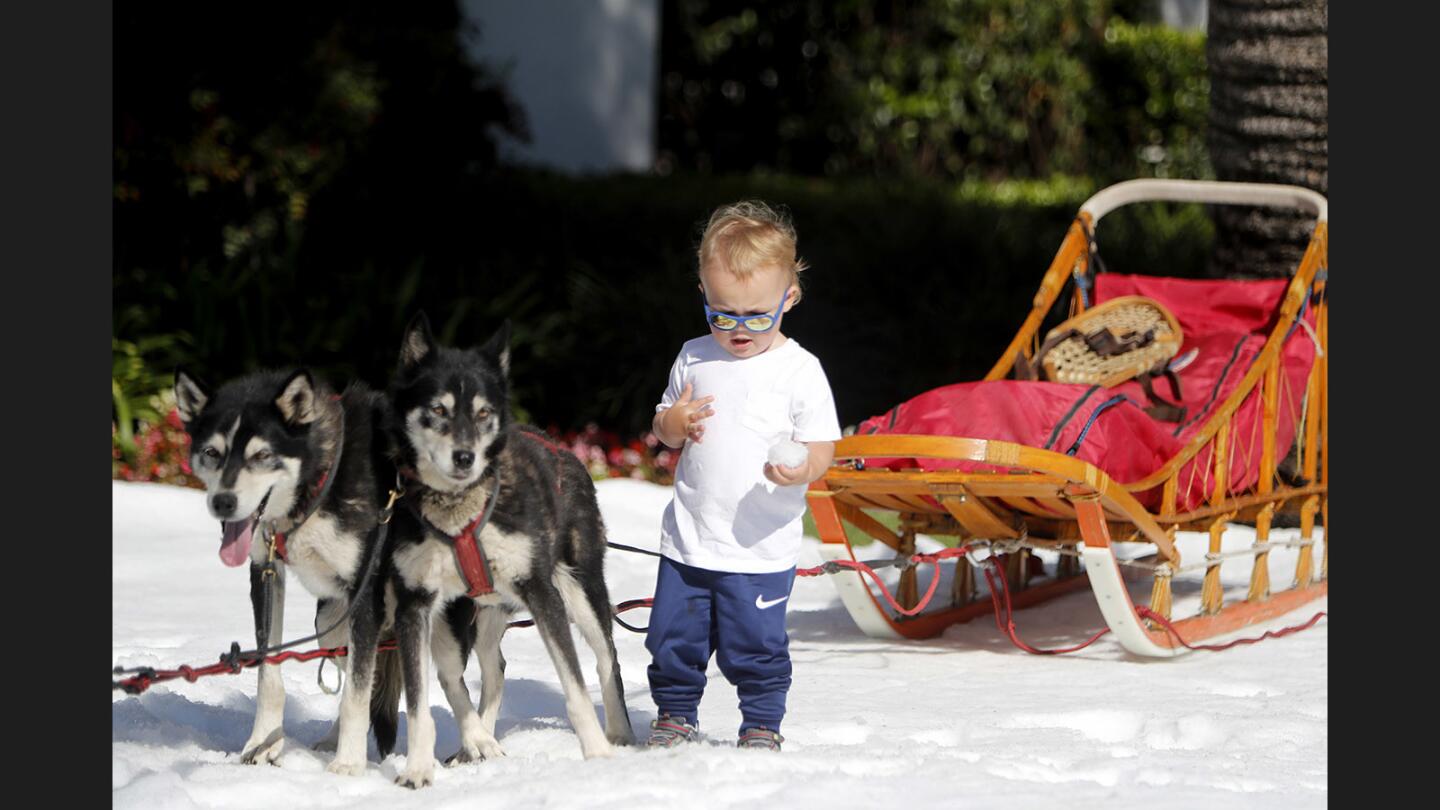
[460,0,660,174]
[1158,0,1207,32]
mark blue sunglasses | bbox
[702,290,787,332]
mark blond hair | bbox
[697,200,809,302]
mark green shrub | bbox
[113,333,192,460]
[1090,18,1211,180]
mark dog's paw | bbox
[580,740,615,760]
[311,737,338,753]
[445,738,506,766]
[607,729,636,747]
[239,737,284,765]
[326,758,366,777]
[395,767,434,790]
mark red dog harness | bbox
[452,505,498,597]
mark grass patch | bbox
[802,506,967,549]
[802,508,903,547]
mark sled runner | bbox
[806,179,1328,656]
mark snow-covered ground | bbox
[113,479,1326,808]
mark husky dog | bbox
[173,369,402,774]
[384,314,634,789]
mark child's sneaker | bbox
[737,726,784,751]
[646,714,699,748]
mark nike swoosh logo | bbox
[755,594,789,610]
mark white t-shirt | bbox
[655,336,842,573]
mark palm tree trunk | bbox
[1206,0,1327,278]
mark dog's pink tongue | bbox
[219,518,256,567]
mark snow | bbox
[767,439,810,468]
[113,479,1327,808]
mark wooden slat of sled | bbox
[997,495,1053,518]
[936,491,1020,539]
[938,475,1070,496]
[892,493,943,514]
[840,492,902,512]
[826,470,1069,492]
[825,478,947,496]
[834,503,904,551]
[832,474,1079,521]
[863,492,924,513]
[1032,497,1078,518]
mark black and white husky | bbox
[384,314,634,788]
[173,369,402,774]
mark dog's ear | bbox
[480,319,512,377]
[274,370,321,425]
[400,312,435,369]
[173,368,209,425]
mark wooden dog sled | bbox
[806,179,1328,657]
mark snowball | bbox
[767,440,809,468]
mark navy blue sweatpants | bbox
[645,556,796,734]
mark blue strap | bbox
[1043,385,1101,450]
[1284,284,1313,342]
[1065,394,1130,457]
[1073,268,1091,310]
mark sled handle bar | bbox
[1081,179,1327,225]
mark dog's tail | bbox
[370,641,404,758]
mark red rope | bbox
[794,547,971,616]
[113,601,657,695]
[114,548,1329,694]
[981,560,1111,654]
[1135,605,1327,651]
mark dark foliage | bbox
[657,0,1208,182]
[114,1,527,377]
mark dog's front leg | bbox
[436,600,506,765]
[240,561,287,765]
[395,586,438,788]
[326,586,379,777]
[311,597,348,753]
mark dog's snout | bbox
[211,492,238,518]
[452,449,475,470]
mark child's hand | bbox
[672,382,715,444]
[763,440,834,487]
[763,458,811,487]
